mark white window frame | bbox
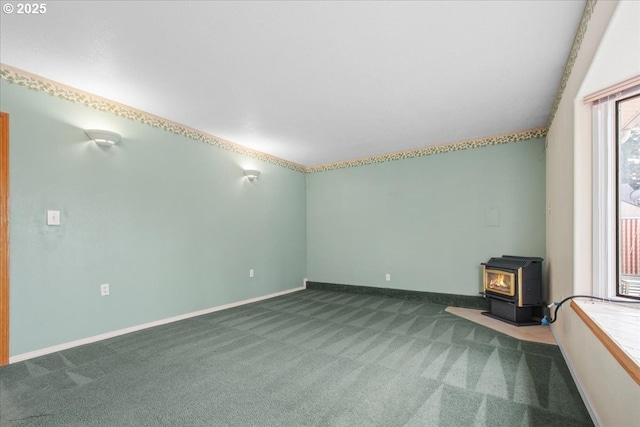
[592,86,640,299]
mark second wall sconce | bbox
[244,169,261,182]
[85,129,121,147]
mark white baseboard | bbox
[550,324,601,427]
[9,286,305,364]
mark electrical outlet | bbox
[385,273,391,281]
[249,269,254,278]
[100,283,110,296]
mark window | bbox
[617,94,640,299]
[588,81,640,381]
[592,83,640,300]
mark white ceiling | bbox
[0,1,585,167]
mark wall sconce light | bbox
[85,129,121,147]
[244,169,261,182]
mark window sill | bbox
[571,300,640,386]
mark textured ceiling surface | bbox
[0,1,586,167]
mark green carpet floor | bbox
[0,289,593,426]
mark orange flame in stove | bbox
[489,274,509,291]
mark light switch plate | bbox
[47,210,61,226]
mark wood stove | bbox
[481,255,544,326]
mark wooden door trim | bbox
[0,112,9,365]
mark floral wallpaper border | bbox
[0,64,307,173]
[306,127,547,173]
[2,64,546,174]
[546,0,596,128]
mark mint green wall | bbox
[1,77,546,357]
[306,139,546,296]
[2,80,307,356]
